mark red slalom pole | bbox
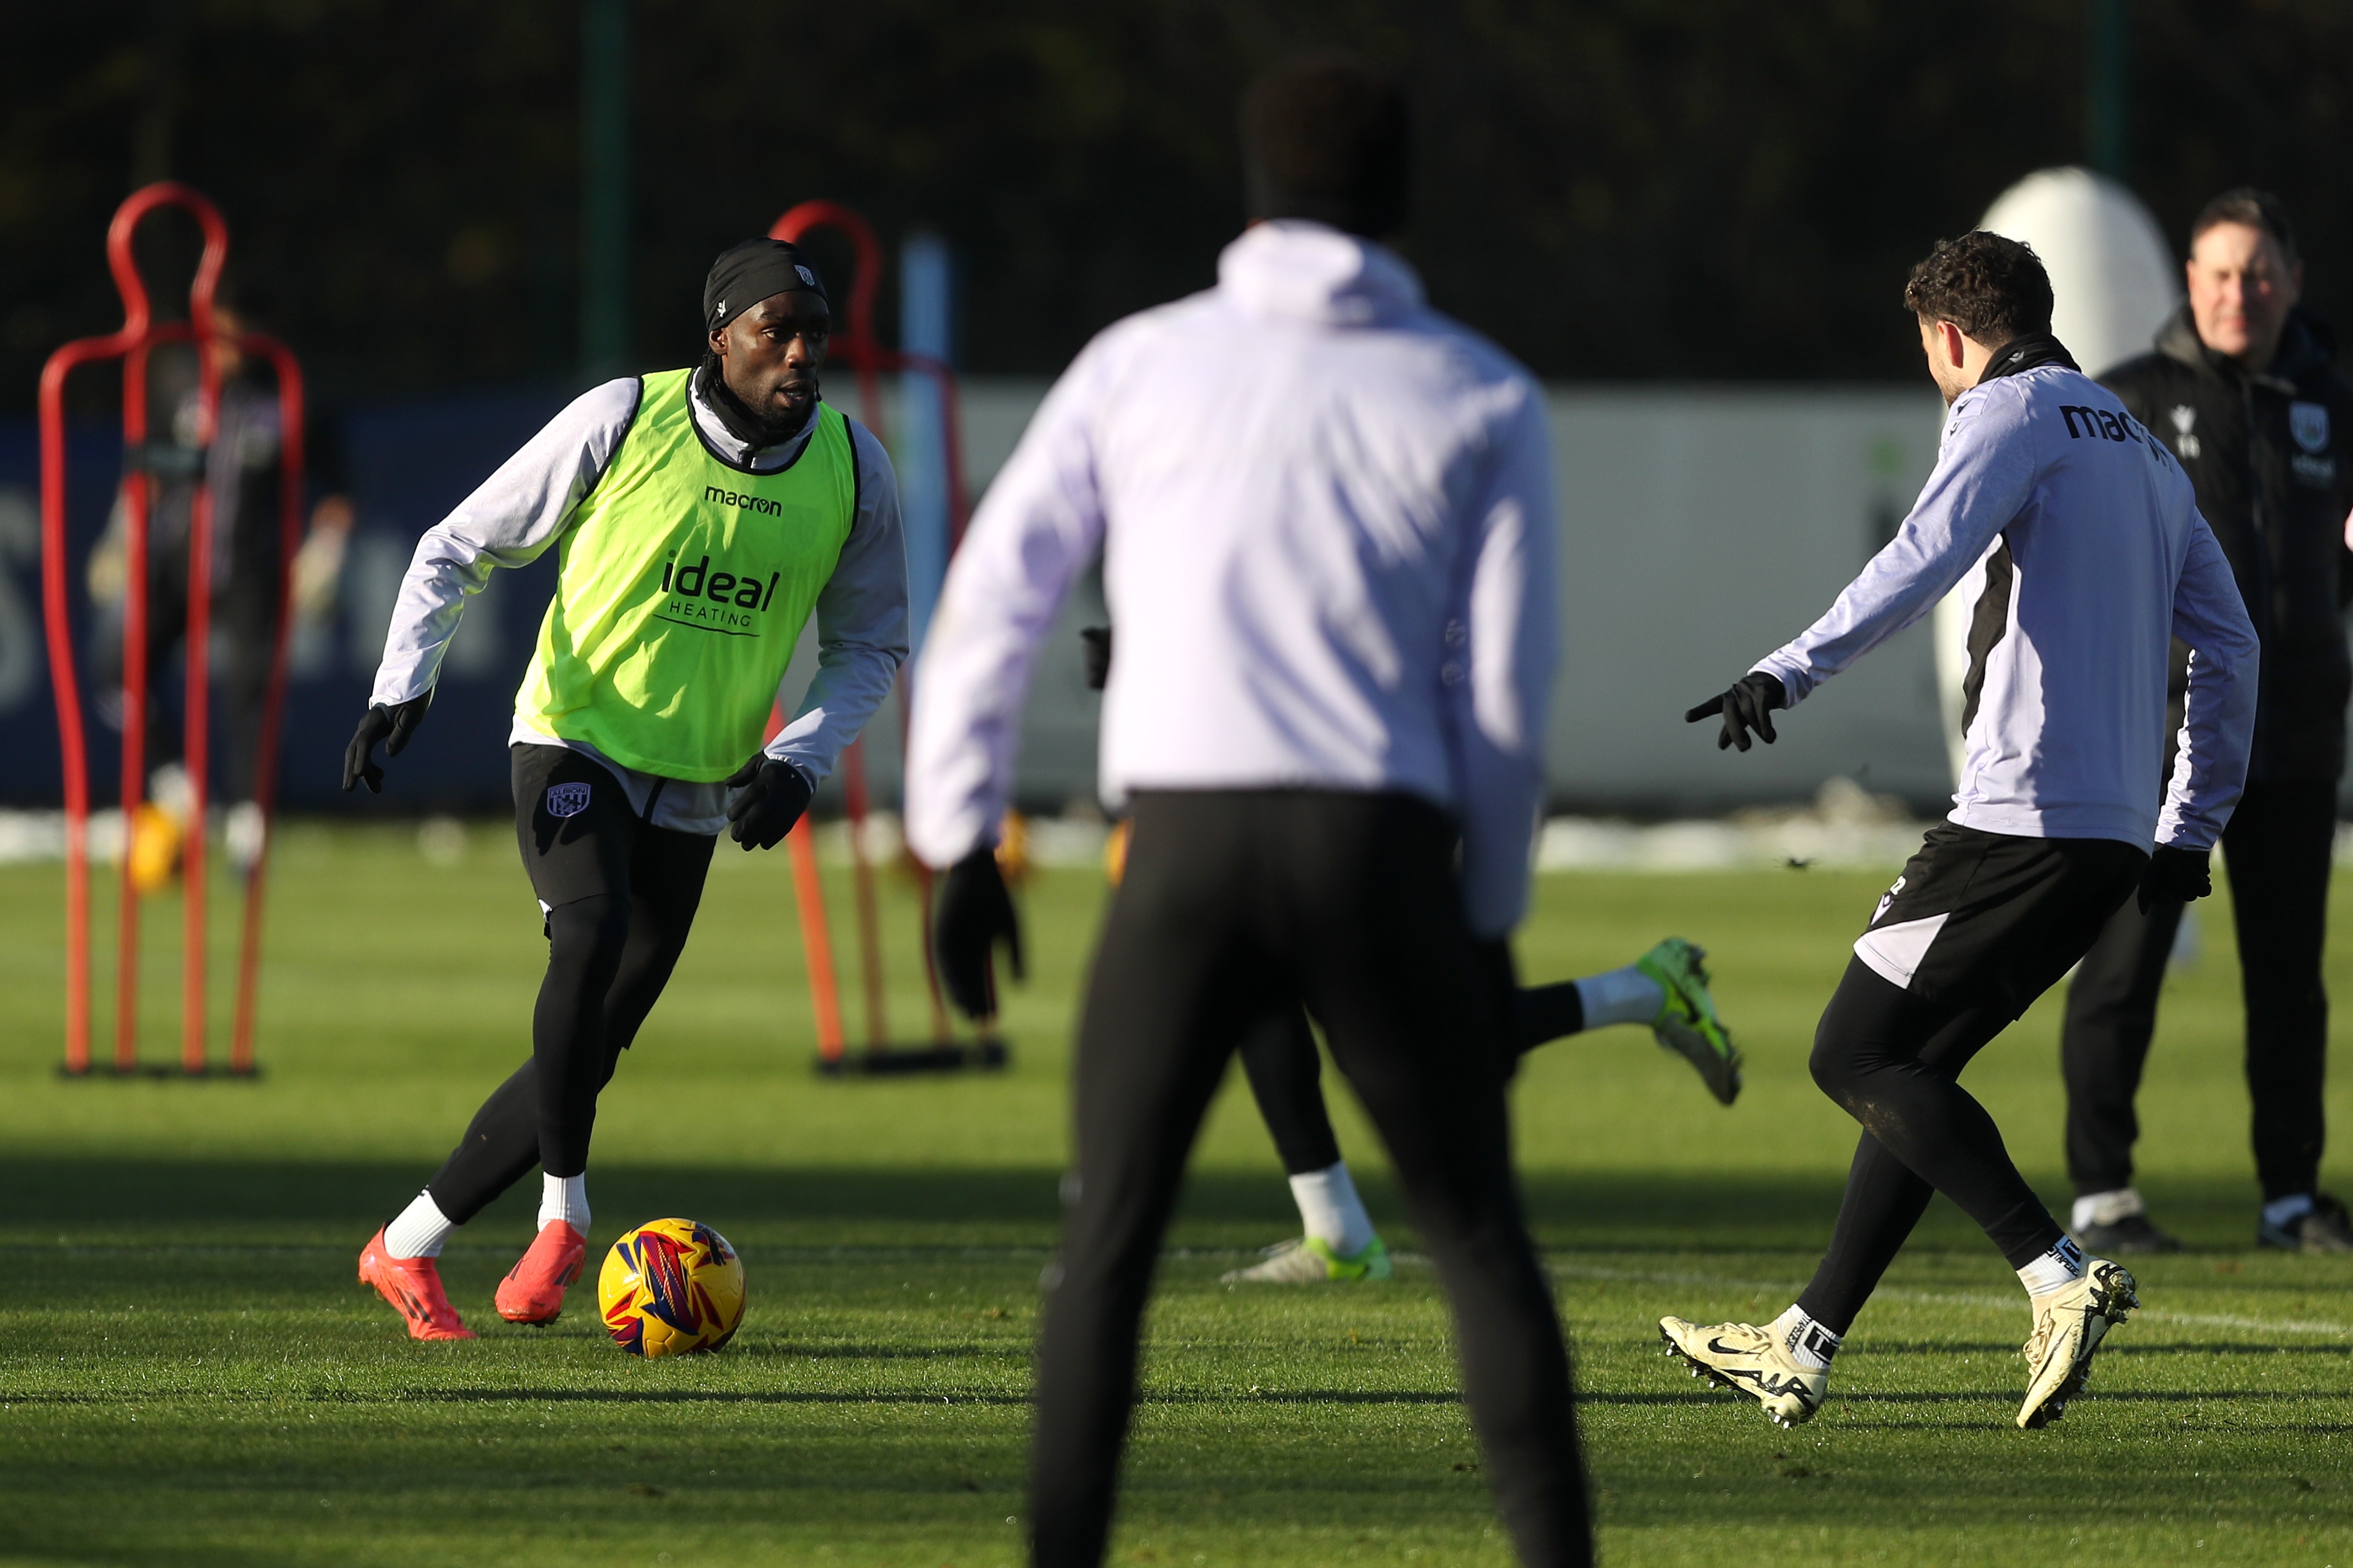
[228,336,305,1074]
[112,338,154,1072]
[768,200,994,1072]
[787,815,847,1063]
[178,311,222,1074]
[39,182,299,1077]
[839,738,888,1048]
[38,342,111,1072]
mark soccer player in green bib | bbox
[340,239,909,1341]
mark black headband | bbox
[704,238,827,332]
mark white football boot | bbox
[1659,1315,1827,1428]
[2017,1257,2138,1429]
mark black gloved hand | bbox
[1684,672,1787,752]
[722,756,814,850]
[1080,626,1113,692]
[2139,845,2213,914]
[933,845,1024,1021]
[341,693,433,793]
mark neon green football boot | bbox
[1637,937,1743,1106]
[1220,1234,1394,1284]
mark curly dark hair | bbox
[1902,231,2054,345]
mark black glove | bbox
[722,756,814,850]
[1080,625,1113,692]
[1684,672,1786,752]
[341,693,432,793]
[933,845,1024,1021]
[2139,845,2212,914]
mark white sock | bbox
[2017,1235,2087,1298]
[2264,1192,2315,1230]
[2070,1188,2145,1232]
[383,1189,456,1260]
[1289,1161,1376,1257]
[1574,965,1665,1029]
[539,1172,590,1234]
[1768,1304,1841,1371]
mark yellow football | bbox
[597,1218,746,1357]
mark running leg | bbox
[1804,958,2062,1273]
[1229,1003,1383,1277]
[1236,1004,1341,1175]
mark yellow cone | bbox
[127,802,184,895]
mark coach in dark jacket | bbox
[2063,188,2353,1255]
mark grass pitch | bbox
[1,820,2349,1566]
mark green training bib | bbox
[514,369,857,782]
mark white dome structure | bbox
[1979,166,2181,377]
[1931,169,2183,784]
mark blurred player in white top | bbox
[906,54,1588,1568]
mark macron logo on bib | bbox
[545,782,592,819]
[704,484,782,516]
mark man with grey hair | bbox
[2062,189,2353,1256]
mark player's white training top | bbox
[369,374,909,834]
[1751,342,2257,853]
[904,220,1558,937]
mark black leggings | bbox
[1795,959,2065,1332]
[424,747,714,1223]
[1242,983,1589,1176]
[1033,790,1587,1567]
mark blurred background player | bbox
[342,238,908,1341]
[1082,623,1740,1285]
[1660,231,2256,1431]
[2059,189,2353,1256]
[908,54,1588,1567]
[1219,944,1734,1283]
[86,298,352,887]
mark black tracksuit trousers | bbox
[2061,778,2336,1202]
[1031,790,1588,1568]
[424,746,714,1223]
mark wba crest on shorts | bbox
[545,782,593,819]
[2291,401,2331,455]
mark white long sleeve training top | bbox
[369,373,910,834]
[1751,350,2257,852]
[904,221,1558,936]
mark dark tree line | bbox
[4,0,2349,411]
